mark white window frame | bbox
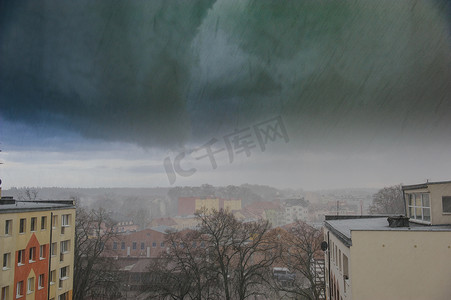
[19,219,26,234]
[3,252,11,270]
[60,240,70,253]
[38,274,44,290]
[18,250,25,266]
[27,277,34,294]
[5,220,12,236]
[16,281,23,298]
[60,266,69,280]
[30,217,37,232]
[41,216,47,230]
[61,214,70,227]
[408,193,431,223]
[39,245,45,260]
[29,247,36,263]
[50,270,56,285]
[1,286,9,300]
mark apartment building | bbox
[323,180,451,300]
[0,197,75,300]
[103,228,167,258]
[178,197,242,216]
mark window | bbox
[30,217,37,231]
[16,281,23,297]
[442,196,451,213]
[50,270,56,285]
[58,292,68,300]
[3,252,11,269]
[52,215,58,228]
[60,240,70,253]
[133,242,137,250]
[60,266,69,279]
[1,286,9,300]
[51,243,57,256]
[121,242,125,250]
[19,219,26,234]
[41,216,47,230]
[27,277,34,294]
[113,242,118,250]
[152,242,157,248]
[39,245,46,259]
[38,274,44,289]
[61,214,70,226]
[29,247,36,262]
[141,242,145,250]
[18,250,25,265]
[5,220,12,235]
[160,242,164,248]
[408,193,431,222]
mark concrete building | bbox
[323,180,451,300]
[1,197,76,300]
[282,198,309,224]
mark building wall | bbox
[223,199,242,211]
[324,230,351,300]
[104,229,167,258]
[195,198,219,213]
[428,183,451,225]
[1,207,75,300]
[350,230,451,300]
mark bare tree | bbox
[196,209,280,300]
[146,229,217,300]
[73,205,120,300]
[369,184,404,214]
[273,221,325,300]
[18,188,39,201]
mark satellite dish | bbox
[321,241,328,251]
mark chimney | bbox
[387,215,410,228]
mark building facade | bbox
[323,181,451,300]
[178,197,242,216]
[1,197,76,300]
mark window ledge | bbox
[2,267,10,271]
[29,260,35,263]
[18,263,25,267]
[16,294,23,298]
[50,282,55,286]
[27,291,34,295]
[39,257,45,260]
[38,286,44,290]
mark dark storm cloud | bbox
[1,0,450,150]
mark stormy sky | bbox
[1,0,450,190]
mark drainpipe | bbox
[47,212,53,300]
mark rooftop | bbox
[402,180,451,191]
[0,198,75,213]
[325,216,451,247]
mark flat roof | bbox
[325,217,451,247]
[0,200,75,214]
[402,180,451,191]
